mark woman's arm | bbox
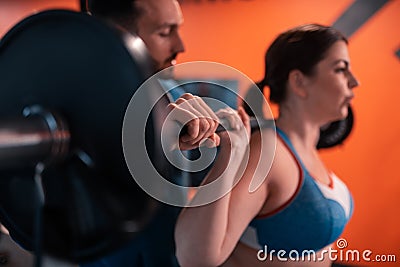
[175,111,274,267]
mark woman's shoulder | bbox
[267,133,302,184]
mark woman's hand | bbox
[215,106,251,150]
[175,106,256,267]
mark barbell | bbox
[0,9,164,263]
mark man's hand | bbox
[166,93,220,150]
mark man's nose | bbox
[174,33,185,54]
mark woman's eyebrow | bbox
[332,59,349,67]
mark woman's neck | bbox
[275,107,320,151]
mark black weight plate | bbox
[317,105,354,149]
[0,10,158,262]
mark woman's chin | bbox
[341,105,350,119]
[333,105,350,121]
[326,110,348,124]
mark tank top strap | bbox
[276,128,309,173]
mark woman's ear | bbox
[288,70,307,98]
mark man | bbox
[87,0,219,147]
[82,1,219,266]
[87,0,184,74]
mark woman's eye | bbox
[335,68,347,73]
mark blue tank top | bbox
[240,128,353,253]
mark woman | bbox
[175,24,359,267]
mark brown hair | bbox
[259,24,348,104]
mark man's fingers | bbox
[180,94,219,128]
[180,133,220,150]
[193,96,220,137]
[167,102,199,140]
[168,93,239,150]
[168,100,213,145]
[180,94,218,141]
[207,133,220,148]
[174,95,217,145]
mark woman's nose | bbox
[348,71,359,89]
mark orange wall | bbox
[1,0,400,266]
[0,0,79,36]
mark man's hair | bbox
[87,0,144,32]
